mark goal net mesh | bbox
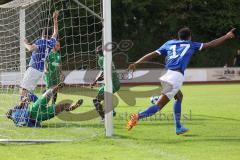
[0,0,105,141]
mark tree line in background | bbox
[1,0,240,67]
[112,0,240,67]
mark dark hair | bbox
[178,27,191,40]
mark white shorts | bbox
[21,67,43,92]
[160,70,184,100]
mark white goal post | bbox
[19,7,26,80]
[0,0,114,142]
[103,0,113,137]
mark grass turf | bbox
[0,84,240,160]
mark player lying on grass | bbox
[91,46,120,120]
[20,10,59,102]
[44,41,64,105]
[127,27,236,135]
[6,83,83,127]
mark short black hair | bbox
[178,27,191,40]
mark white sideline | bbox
[0,139,73,143]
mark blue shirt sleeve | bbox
[47,38,57,49]
[34,39,45,52]
[192,41,203,52]
[34,39,42,45]
[155,42,167,56]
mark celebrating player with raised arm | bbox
[127,27,236,134]
[20,11,59,101]
[6,83,83,127]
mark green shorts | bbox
[98,81,120,95]
[28,96,56,122]
[44,73,60,89]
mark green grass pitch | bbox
[0,84,240,160]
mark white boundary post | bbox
[19,8,26,80]
[103,0,113,137]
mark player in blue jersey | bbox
[127,27,236,134]
[20,11,59,101]
[6,83,83,127]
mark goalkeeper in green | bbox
[44,41,63,105]
[91,46,120,120]
[6,83,83,127]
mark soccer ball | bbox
[150,96,160,104]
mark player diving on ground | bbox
[127,27,236,135]
[91,46,120,120]
[6,83,83,127]
[20,10,59,102]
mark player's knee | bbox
[156,94,170,108]
[179,92,183,101]
[96,94,104,101]
[93,98,99,106]
[175,91,183,102]
[93,98,97,103]
[114,84,120,92]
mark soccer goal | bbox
[0,0,113,142]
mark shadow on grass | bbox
[182,134,199,137]
[42,122,104,129]
[194,114,240,122]
[113,133,139,141]
[116,134,240,144]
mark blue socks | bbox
[138,105,160,120]
[173,100,182,129]
[137,100,183,129]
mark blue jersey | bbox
[156,40,203,73]
[11,107,40,127]
[29,38,57,72]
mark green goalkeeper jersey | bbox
[44,51,61,88]
[46,51,60,73]
[98,55,120,85]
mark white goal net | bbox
[0,0,110,142]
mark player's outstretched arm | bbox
[202,28,236,50]
[23,39,37,52]
[128,51,159,71]
[52,11,59,39]
[91,72,104,88]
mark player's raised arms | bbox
[51,11,59,39]
[23,11,59,53]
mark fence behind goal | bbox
[0,0,109,142]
